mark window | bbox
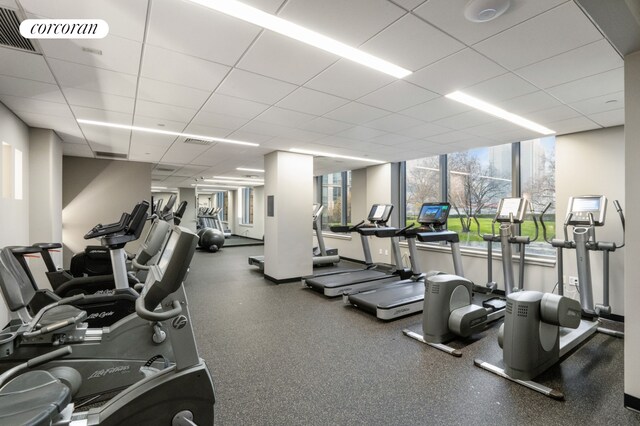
[2,142,12,199]
[521,136,556,255]
[320,171,351,231]
[242,187,253,225]
[402,137,556,257]
[215,192,225,221]
[448,144,512,249]
[13,149,22,200]
[405,156,441,226]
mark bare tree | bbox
[406,157,439,222]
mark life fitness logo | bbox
[19,19,109,39]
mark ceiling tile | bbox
[360,13,464,71]
[278,0,405,46]
[526,105,581,123]
[131,132,176,148]
[276,87,349,116]
[62,143,94,158]
[569,91,624,115]
[588,109,624,128]
[364,114,424,132]
[463,73,538,103]
[181,123,233,139]
[432,110,498,130]
[407,48,506,95]
[216,69,297,104]
[414,0,566,45]
[545,67,623,104]
[392,0,427,11]
[497,90,563,115]
[463,121,521,138]
[135,100,197,123]
[254,106,315,127]
[0,75,65,103]
[239,120,294,138]
[427,130,475,144]
[0,95,73,118]
[38,35,142,75]
[191,110,250,131]
[13,111,81,136]
[137,77,211,109]
[400,96,470,122]
[62,87,134,114]
[368,133,413,146]
[202,93,270,119]
[358,81,438,112]
[335,126,387,141]
[72,106,132,123]
[0,47,55,83]
[298,117,353,134]
[147,0,261,65]
[323,102,389,124]
[0,0,16,8]
[237,31,337,85]
[474,2,602,69]
[83,126,131,153]
[49,59,137,98]
[548,116,600,135]
[141,44,231,91]
[132,115,187,133]
[225,129,274,144]
[20,0,148,41]
[515,39,622,89]
[305,59,395,100]
[160,140,212,164]
[395,122,450,139]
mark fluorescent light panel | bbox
[77,119,260,147]
[211,176,263,181]
[192,183,239,189]
[236,167,264,173]
[187,0,411,79]
[289,148,385,164]
[445,91,555,135]
[204,179,263,185]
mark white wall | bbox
[556,126,625,314]
[624,49,640,405]
[178,187,197,232]
[62,157,153,266]
[0,102,30,326]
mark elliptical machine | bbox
[475,195,625,400]
[404,197,538,356]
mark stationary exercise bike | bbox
[404,197,538,356]
[0,225,215,425]
[475,195,625,399]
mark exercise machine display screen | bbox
[158,230,179,272]
[417,203,450,226]
[496,198,527,223]
[368,204,393,222]
[567,195,607,226]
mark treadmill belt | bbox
[307,269,389,289]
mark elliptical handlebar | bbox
[528,201,539,242]
[539,202,554,244]
[613,200,626,249]
[84,213,130,239]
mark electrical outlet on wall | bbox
[569,276,579,287]
[378,249,383,254]
[384,249,388,255]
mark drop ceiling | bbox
[0,0,625,188]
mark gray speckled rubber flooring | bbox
[184,247,639,425]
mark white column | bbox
[178,187,197,232]
[624,49,640,408]
[264,151,313,282]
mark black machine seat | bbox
[0,370,71,426]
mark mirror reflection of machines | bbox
[344,202,463,320]
[303,204,414,297]
[403,197,538,356]
[474,195,625,400]
[248,204,339,271]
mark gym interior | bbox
[0,0,639,424]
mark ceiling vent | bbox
[155,166,177,172]
[184,138,213,146]
[95,151,128,159]
[0,8,36,52]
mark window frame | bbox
[241,187,254,225]
[317,170,351,231]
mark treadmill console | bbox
[367,204,394,224]
[496,198,527,223]
[417,202,450,227]
[566,195,607,226]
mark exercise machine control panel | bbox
[417,202,450,227]
[496,198,527,223]
[566,195,607,226]
[367,204,394,223]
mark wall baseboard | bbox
[624,393,640,413]
[264,274,302,284]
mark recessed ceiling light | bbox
[237,167,265,173]
[289,148,385,164]
[187,0,411,79]
[212,175,263,181]
[445,91,555,135]
[192,183,239,189]
[204,179,263,185]
[151,186,167,190]
[77,119,260,147]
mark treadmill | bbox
[248,204,339,270]
[345,202,465,320]
[303,204,413,297]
